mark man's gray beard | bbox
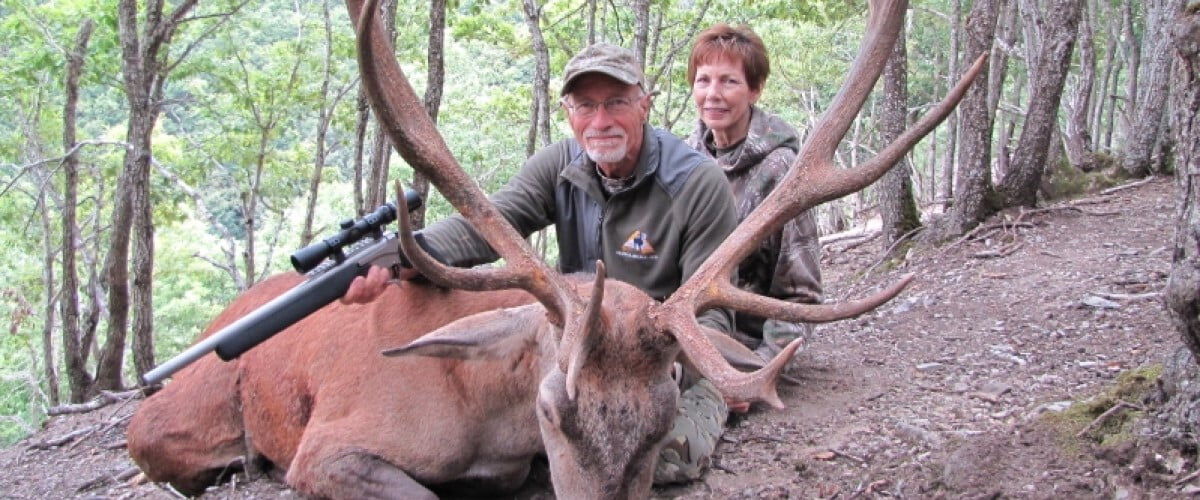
[586,145,627,165]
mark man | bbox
[344,43,737,485]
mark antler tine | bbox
[350,0,578,323]
[563,261,606,401]
[660,0,989,407]
[392,181,533,291]
[803,0,907,163]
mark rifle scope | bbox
[290,188,423,273]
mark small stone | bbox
[1082,296,1121,309]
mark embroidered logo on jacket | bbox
[618,230,658,260]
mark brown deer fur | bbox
[128,274,540,497]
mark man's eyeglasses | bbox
[561,95,640,119]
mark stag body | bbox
[128,275,547,497]
[129,271,686,498]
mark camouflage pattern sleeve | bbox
[759,149,823,353]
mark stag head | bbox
[348,0,985,495]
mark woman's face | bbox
[692,57,761,139]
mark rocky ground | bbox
[0,176,1189,499]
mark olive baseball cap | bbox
[560,43,645,95]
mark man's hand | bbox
[341,265,421,304]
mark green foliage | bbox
[153,217,239,357]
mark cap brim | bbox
[561,69,641,95]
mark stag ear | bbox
[382,304,543,360]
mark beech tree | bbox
[1165,4,1199,360]
[1121,0,1187,177]
[996,0,1082,207]
[58,19,95,407]
[1157,0,1199,447]
[937,0,1002,237]
[879,20,921,246]
[97,0,203,397]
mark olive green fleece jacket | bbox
[419,123,738,332]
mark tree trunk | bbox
[353,93,369,214]
[988,0,1017,126]
[102,0,199,395]
[988,0,1018,184]
[413,0,447,229]
[301,1,337,248]
[131,154,156,376]
[939,0,963,206]
[998,0,1082,208]
[1093,0,1118,153]
[522,0,552,157]
[1115,0,1141,147]
[928,50,942,203]
[1166,4,1200,360]
[57,19,95,406]
[38,177,58,410]
[1103,58,1123,151]
[1064,0,1096,171]
[82,166,105,365]
[632,0,650,67]
[1155,6,1200,448]
[364,0,397,212]
[940,0,1002,236]
[879,21,921,246]
[995,119,1016,182]
[586,0,597,45]
[1121,0,1186,177]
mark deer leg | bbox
[287,438,436,500]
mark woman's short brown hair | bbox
[687,23,770,91]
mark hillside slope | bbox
[0,177,1185,499]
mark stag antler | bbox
[351,0,581,328]
[655,0,989,407]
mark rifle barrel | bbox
[140,262,363,386]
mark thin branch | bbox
[45,389,142,416]
[1100,176,1156,195]
[26,424,100,450]
[163,0,250,75]
[1076,400,1145,438]
[19,3,67,55]
[1,141,131,199]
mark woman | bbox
[686,23,822,364]
[654,23,824,487]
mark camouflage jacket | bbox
[686,106,823,350]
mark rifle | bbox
[141,189,423,386]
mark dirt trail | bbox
[0,177,1185,499]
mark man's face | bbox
[563,74,650,176]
